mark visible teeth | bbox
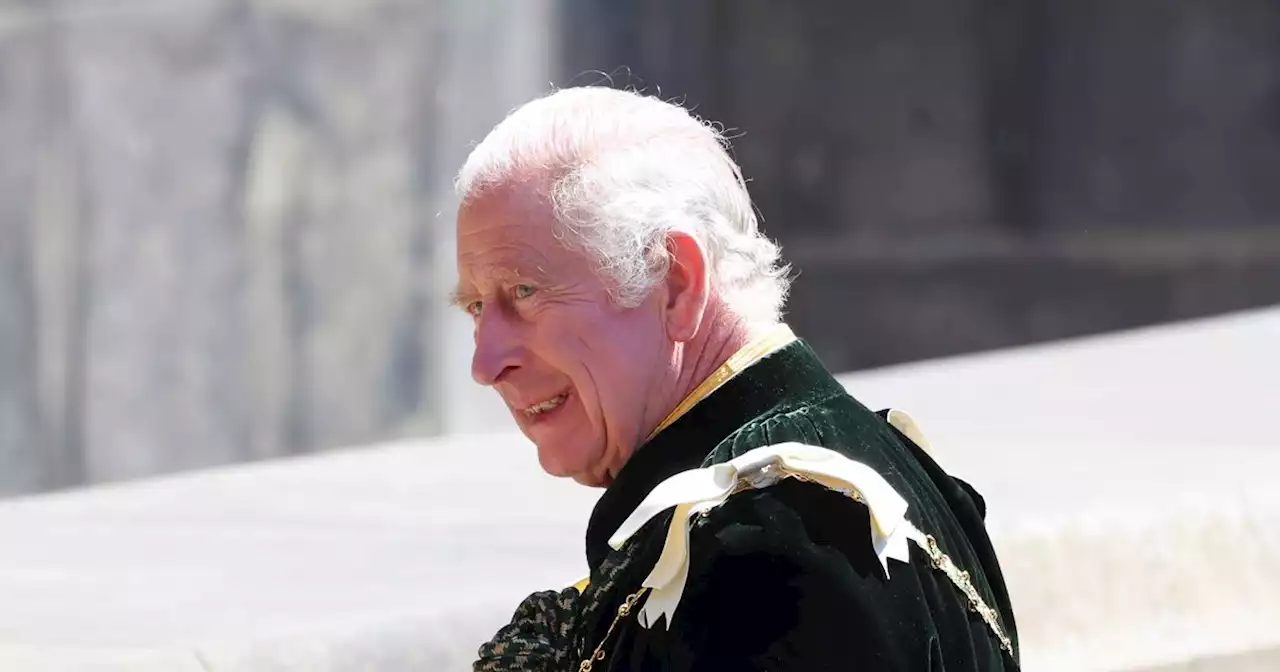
[525,394,567,416]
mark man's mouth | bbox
[523,392,569,417]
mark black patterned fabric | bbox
[473,587,579,671]
[474,531,651,672]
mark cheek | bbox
[535,308,662,398]
[585,314,666,393]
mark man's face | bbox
[454,184,671,486]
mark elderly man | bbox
[455,86,1019,671]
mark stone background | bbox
[2,0,1278,496]
[0,0,552,495]
[562,0,1280,370]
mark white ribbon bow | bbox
[607,442,922,629]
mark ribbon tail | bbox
[639,502,697,629]
[639,556,688,629]
[873,519,915,578]
[642,502,695,590]
[636,492,735,629]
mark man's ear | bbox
[662,230,710,343]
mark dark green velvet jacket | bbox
[476,341,1019,671]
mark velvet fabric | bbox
[576,340,1020,671]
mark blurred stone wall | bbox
[562,0,1280,371]
[3,0,1279,495]
[0,0,543,496]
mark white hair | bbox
[455,86,791,327]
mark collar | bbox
[645,323,798,442]
[584,333,846,572]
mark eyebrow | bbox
[447,286,476,309]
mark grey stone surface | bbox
[0,309,1276,671]
[0,15,50,494]
[1036,0,1280,234]
[0,429,598,671]
[788,229,1280,372]
[68,0,257,483]
[1137,648,1280,672]
[425,0,556,435]
[840,307,1280,671]
[0,0,543,495]
[566,1,1280,371]
[3,0,1279,517]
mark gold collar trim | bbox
[645,323,797,443]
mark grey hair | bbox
[454,86,791,326]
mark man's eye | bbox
[512,284,536,300]
[465,300,483,316]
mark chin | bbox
[534,444,575,477]
[536,444,604,485]
[570,471,612,488]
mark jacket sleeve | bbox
[621,480,948,672]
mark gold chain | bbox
[579,588,650,672]
[918,534,1014,653]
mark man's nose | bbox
[471,310,522,386]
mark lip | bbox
[518,390,571,424]
[512,388,570,411]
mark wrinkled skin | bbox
[453,182,711,487]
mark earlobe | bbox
[663,231,710,343]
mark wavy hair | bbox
[455,86,791,326]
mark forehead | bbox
[455,183,586,283]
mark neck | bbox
[677,323,750,399]
[597,308,774,486]
[655,306,772,433]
